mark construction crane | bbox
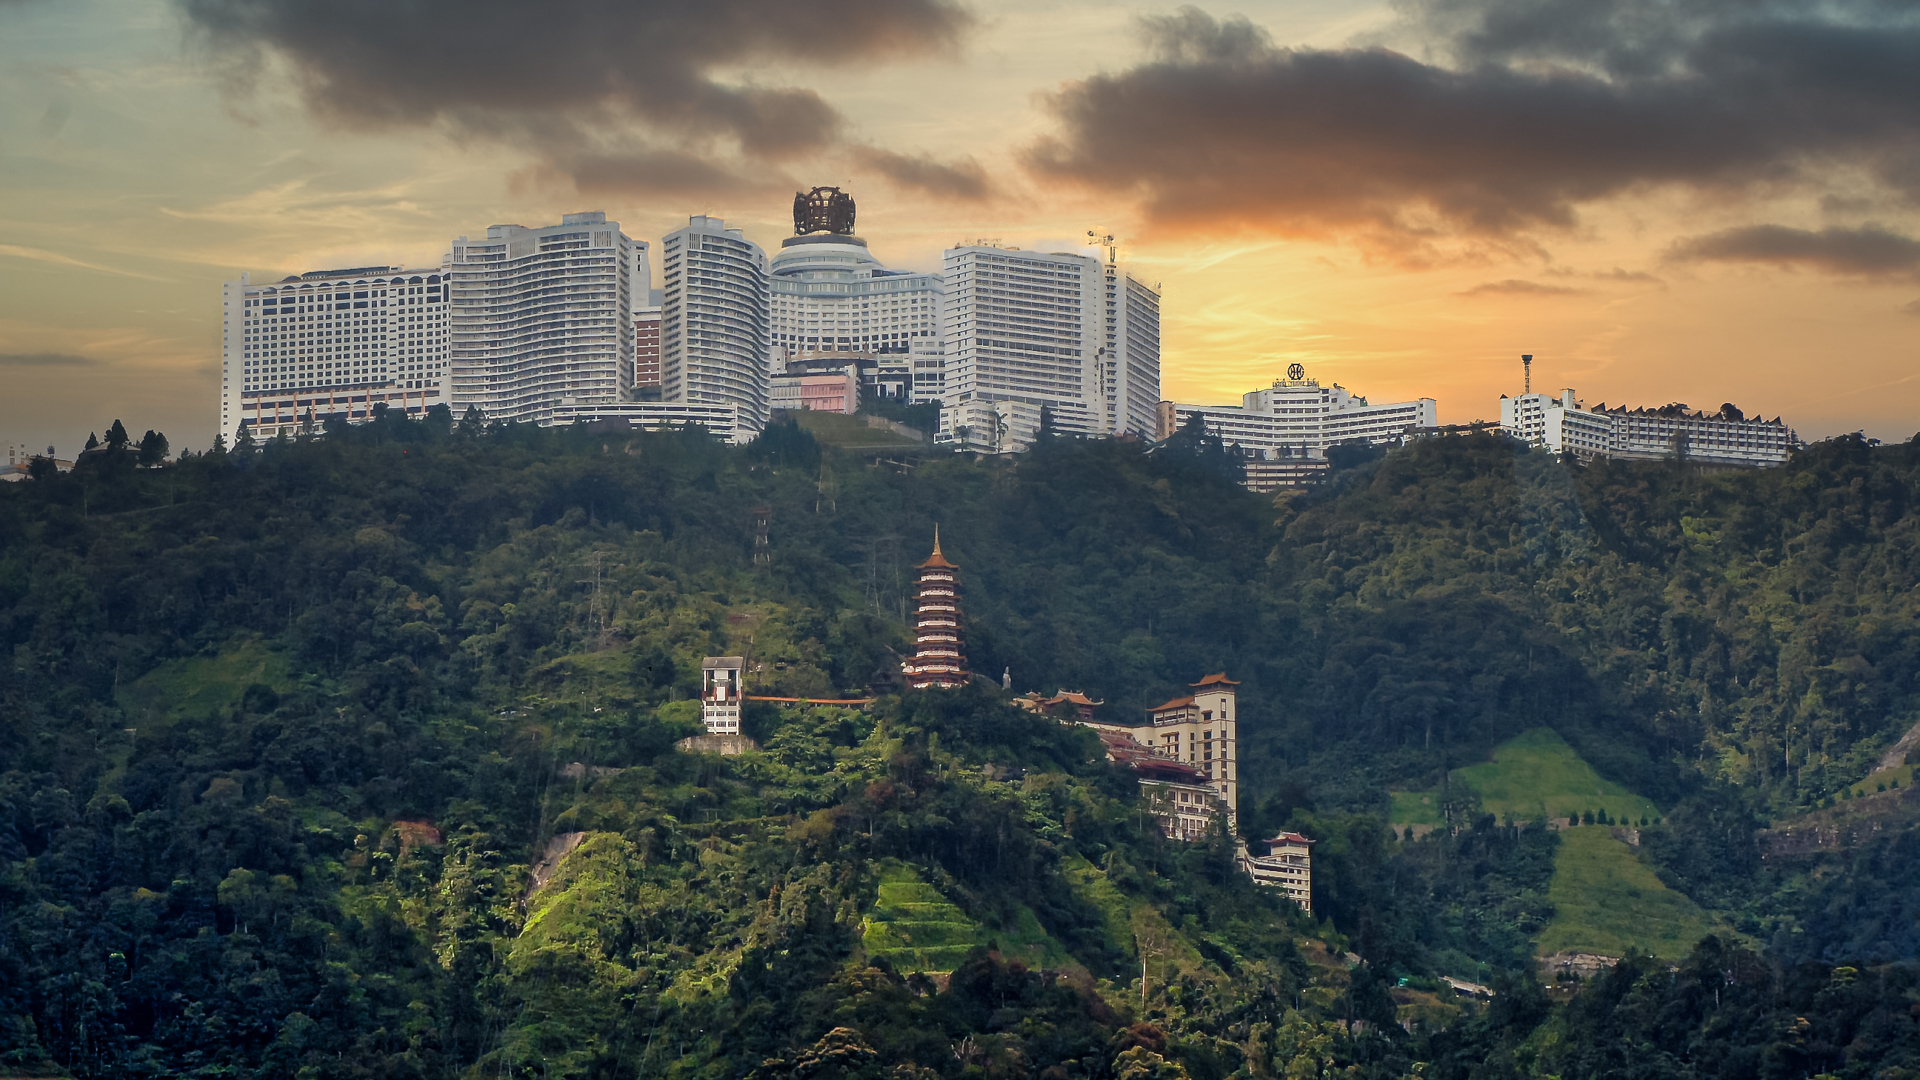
[1087,230,1116,265]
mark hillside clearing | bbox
[1535,827,1721,960]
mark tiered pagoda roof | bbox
[903,527,969,689]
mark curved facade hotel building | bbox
[1158,366,1438,490]
[447,212,648,425]
[903,530,969,689]
[660,216,770,439]
[219,267,449,444]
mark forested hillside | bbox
[5,410,1920,1079]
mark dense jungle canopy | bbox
[4,410,1920,1079]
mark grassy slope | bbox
[793,411,928,449]
[1390,791,1446,826]
[116,637,292,725]
[860,861,988,973]
[1391,729,1715,960]
[1535,828,1722,961]
[1452,728,1660,825]
[1841,762,1917,799]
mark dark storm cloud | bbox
[1025,4,1920,243]
[1669,224,1920,277]
[182,0,971,185]
[859,148,991,200]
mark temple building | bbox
[1142,673,1239,830]
[903,529,969,689]
[1032,672,1241,838]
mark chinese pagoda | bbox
[903,527,969,689]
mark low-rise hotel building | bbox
[1241,833,1314,913]
[1501,389,1798,468]
[1159,365,1436,489]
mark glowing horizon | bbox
[4,0,1917,456]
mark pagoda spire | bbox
[903,529,968,688]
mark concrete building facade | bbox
[661,216,770,440]
[1501,389,1798,467]
[1158,366,1437,469]
[1242,833,1314,913]
[445,212,647,426]
[701,656,745,735]
[940,243,1160,453]
[220,267,449,444]
[771,231,944,406]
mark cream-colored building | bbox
[1158,366,1437,485]
[1065,673,1240,835]
[1242,833,1314,913]
[1142,673,1239,823]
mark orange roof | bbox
[1267,832,1314,845]
[1149,695,1195,712]
[1044,690,1104,706]
[1191,672,1239,687]
[917,524,956,569]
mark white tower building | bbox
[770,232,945,405]
[661,216,770,437]
[701,656,745,735]
[446,212,648,425]
[1111,264,1163,441]
[220,267,450,445]
[939,242,1159,452]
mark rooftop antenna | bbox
[1522,354,1533,395]
[1087,230,1116,265]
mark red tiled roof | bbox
[1149,695,1195,712]
[1090,731,1211,783]
[1267,832,1314,845]
[1191,672,1240,687]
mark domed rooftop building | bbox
[769,187,946,406]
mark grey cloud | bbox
[1669,224,1920,277]
[1026,5,1920,245]
[0,352,98,366]
[182,0,971,188]
[1591,268,1664,284]
[1458,279,1586,296]
[859,148,991,200]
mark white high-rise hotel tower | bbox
[218,268,449,444]
[940,241,1160,452]
[447,212,649,425]
[217,193,1158,447]
[659,216,771,436]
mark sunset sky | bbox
[4,0,1918,456]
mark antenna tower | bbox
[1087,230,1116,265]
[1522,353,1533,394]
